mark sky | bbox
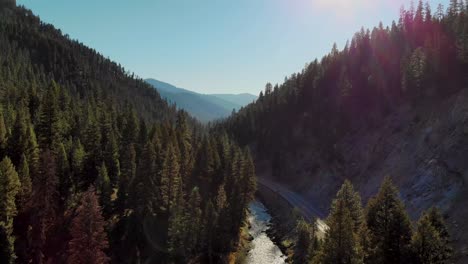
[17,0,449,95]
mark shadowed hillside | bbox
[221,2,468,262]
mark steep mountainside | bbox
[210,93,257,107]
[222,2,468,262]
[0,5,256,264]
[146,78,256,121]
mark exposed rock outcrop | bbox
[262,88,468,263]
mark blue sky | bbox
[17,0,449,95]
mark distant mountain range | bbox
[146,78,257,122]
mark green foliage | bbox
[57,143,72,204]
[293,219,319,264]
[116,143,136,214]
[0,157,20,263]
[96,162,112,216]
[411,207,452,264]
[17,154,31,206]
[0,112,7,157]
[0,156,20,223]
[315,181,363,264]
[365,177,412,264]
[36,82,61,149]
[221,1,468,180]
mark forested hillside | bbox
[222,0,468,261]
[0,4,256,263]
[224,0,468,157]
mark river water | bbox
[246,200,287,264]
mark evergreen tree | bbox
[184,187,203,256]
[57,143,72,204]
[411,207,452,263]
[24,125,39,176]
[96,162,112,216]
[67,186,109,264]
[17,154,31,207]
[36,81,61,148]
[7,108,28,166]
[294,218,319,264]
[0,222,15,264]
[0,157,20,264]
[116,144,136,213]
[241,149,257,203]
[315,182,363,264]
[201,201,218,263]
[29,149,59,264]
[103,133,120,186]
[0,112,7,158]
[365,177,412,264]
[167,185,186,262]
[130,141,158,217]
[71,139,85,190]
[411,213,446,264]
[176,111,193,189]
[160,143,181,212]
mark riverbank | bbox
[245,201,287,264]
[256,184,300,263]
[228,214,253,264]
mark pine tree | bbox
[294,218,319,264]
[315,183,363,264]
[411,213,447,264]
[36,81,61,148]
[7,108,28,166]
[201,201,218,263]
[365,177,412,264]
[71,139,85,190]
[167,198,186,261]
[29,149,59,264]
[121,109,139,149]
[176,111,193,189]
[0,157,20,264]
[103,133,120,186]
[333,180,363,232]
[24,125,39,176]
[241,149,257,204]
[116,144,136,213]
[0,222,15,264]
[17,154,31,207]
[0,112,7,158]
[184,187,203,255]
[67,186,109,264]
[130,141,158,217]
[412,207,452,262]
[96,162,112,216]
[160,143,181,212]
[57,143,72,204]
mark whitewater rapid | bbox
[246,200,286,264]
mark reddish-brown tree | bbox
[67,186,109,264]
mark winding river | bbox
[246,200,286,264]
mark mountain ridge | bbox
[145,78,257,122]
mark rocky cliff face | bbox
[263,88,468,262]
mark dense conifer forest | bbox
[292,178,452,264]
[0,0,466,263]
[0,4,256,263]
[219,1,466,263]
[223,0,468,168]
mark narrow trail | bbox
[257,177,328,233]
